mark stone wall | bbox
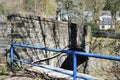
[7,15,88,69]
[0,22,8,57]
[88,38,120,79]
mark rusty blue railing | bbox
[10,43,120,80]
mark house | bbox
[99,11,115,30]
[99,17,115,30]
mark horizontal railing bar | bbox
[12,43,120,61]
[14,58,91,80]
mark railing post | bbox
[73,53,77,80]
[10,43,14,71]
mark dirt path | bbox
[0,70,43,80]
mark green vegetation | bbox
[23,0,35,12]
[0,64,9,80]
[0,3,5,15]
[0,65,8,74]
[0,0,57,17]
[103,0,120,18]
[23,0,57,16]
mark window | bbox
[102,25,104,29]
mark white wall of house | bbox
[99,25,115,30]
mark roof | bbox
[99,15,112,21]
[100,18,115,25]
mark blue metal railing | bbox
[10,43,120,80]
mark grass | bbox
[92,37,118,40]
[0,64,9,80]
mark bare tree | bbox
[84,0,106,27]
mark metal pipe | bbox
[10,43,14,70]
[73,53,77,80]
[14,59,90,80]
[12,43,120,61]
